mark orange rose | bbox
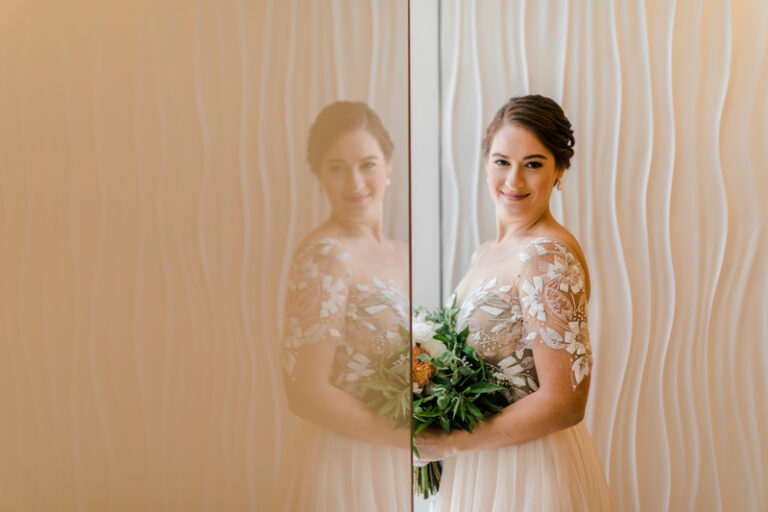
[412,346,436,388]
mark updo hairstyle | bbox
[306,101,394,175]
[481,95,575,170]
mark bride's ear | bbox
[384,158,393,186]
[554,167,565,190]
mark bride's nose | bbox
[346,169,365,191]
[505,165,525,187]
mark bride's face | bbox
[318,129,391,220]
[485,123,563,222]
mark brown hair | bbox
[482,95,575,170]
[306,101,394,174]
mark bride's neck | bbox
[495,209,554,242]
[325,214,385,243]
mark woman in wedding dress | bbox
[275,101,411,511]
[415,95,615,511]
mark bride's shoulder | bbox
[520,230,585,263]
[292,229,348,264]
[519,231,591,296]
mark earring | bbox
[555,178,563,191]
[386,177,391,186]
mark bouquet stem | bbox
[414,461,442,499]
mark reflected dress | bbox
[435,238,615,512]
[279,238,411,512]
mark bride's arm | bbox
[284,338,407,447]
[416,240,593,459]
[416,348,590,459]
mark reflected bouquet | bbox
[361,335,411,430]
[411,299,508,498]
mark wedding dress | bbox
[277,238,411,512]
[435,237,615,512]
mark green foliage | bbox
[412,299,507,436]
[362,299,511,498]
[410,298,509,497]
[360,342,410,429]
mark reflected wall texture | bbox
[428,1,767,511]
[0,0,409,510]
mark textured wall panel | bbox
[431,1,768,510]
[0,1,408,509]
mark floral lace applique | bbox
[282,239,350,377]
[454,277,538,403]
[518,238,592,388]
[454,238,593,399]
[281,238,408,399]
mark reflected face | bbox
[318,129,391,220]
[485,124,563,222]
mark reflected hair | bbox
[482,95,575,170]
[306,101,394,175]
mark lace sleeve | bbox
[517,238,592,389]
[282,238,351,379]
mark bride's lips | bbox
[500,191,530,201]
[345,193,371,203]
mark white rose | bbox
[412,319,437,344]
[420,338,448,358]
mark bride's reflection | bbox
[276,101,410,511]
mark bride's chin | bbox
[332,205,382,221]
[496,204,529,220]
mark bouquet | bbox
[362,298,508,498]
[411,298,508,498]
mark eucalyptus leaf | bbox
[467,382,507,394]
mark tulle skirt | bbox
[435,422,615,512]
[275,423,411,512]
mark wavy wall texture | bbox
[429,1,768,510]
[0,1,408,510]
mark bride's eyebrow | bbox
[524,154,547,160]
[490,152,509,158]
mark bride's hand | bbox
[413,427,464,462]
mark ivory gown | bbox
[435,237,615,512]
[278,238,411,512]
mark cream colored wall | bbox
[4,0,767,510]
[411,1,768,510]
[0,0,408,510]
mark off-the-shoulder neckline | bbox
[522,237,581,257]
[473,236,580,267]
[296,237,406,267]
[295,236,344,254]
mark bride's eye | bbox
[525,161,543,169]
[494,159,510,166]
[361,161,377,171]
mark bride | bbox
[415,95,615,511]
[276,101,411,511]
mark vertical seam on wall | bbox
[407,1,415,508]
[437,0,444,303]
